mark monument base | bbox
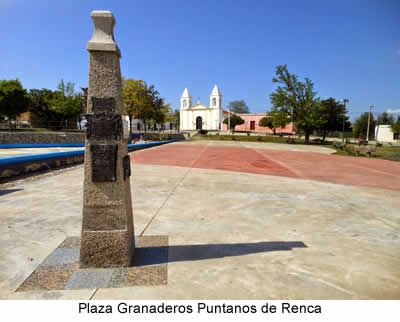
[80,230,134,268]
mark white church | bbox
[180,85,229,131]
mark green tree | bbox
[138,84,158,134]
[259,116,275,134]
[269,65,326,143]
[47,80,82,127]
[391,116,400,135]
[153,98,171,131]
[377,112,395,125]
[353,112,376,140]
[227,100,249,113]
[28,88,63,126]
[171,109,180,132]
[122,77,147,137]
[223,114,245,131]
[0,79,31,130]
[319,98,351,142]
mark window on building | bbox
[183,100,187,108]
[137,123,141,130]
[394,133,399,140]
[170,123,173,130]
[212,98,216,107]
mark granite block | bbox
[80,230,134,268]
[38,248,79,270]
[65,269,113,289]
[82,204,127,231]
[107,268,128,288]
[16,269,75,292]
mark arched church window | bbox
[183,100,187,108]
[212,98,216,107]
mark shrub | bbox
[159,133,170,141]
[246,132,250,136]
[232,136,236,141]
[198,129,208,135]
[257,136,262,142]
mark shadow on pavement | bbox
[0,188,23,197]
[133,241,307,267]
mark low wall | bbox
[0,132,85,144]
[0,132,186,144]
[0,140,179,181]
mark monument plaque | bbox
[86,114,122,140]
[123,155,131,181]
[92,97,115,114]
[91,144,118,182]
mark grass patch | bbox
[195,134,400,162]
[194,134,305,144]
[328,144,400,162]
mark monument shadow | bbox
[133,241,307,267]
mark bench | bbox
[353,145,376,157]
[333,141,346,149]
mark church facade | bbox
[180,85,229,131]
[180,85,296,134]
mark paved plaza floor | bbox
[1,140,399,299]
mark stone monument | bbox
[80,10,135,268]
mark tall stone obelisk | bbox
[80,10,135,268]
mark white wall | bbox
[375,125,398,142]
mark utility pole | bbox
[366,105,373,142]
[340,99,349,143]
[228,108,231,134]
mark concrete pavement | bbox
[1,141,399,299]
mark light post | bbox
[228,108,231,134]
[366,105,373,142]
[340,99,349,143]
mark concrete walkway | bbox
[1,141,399,299]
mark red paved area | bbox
[131,144,400,191]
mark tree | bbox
[269,65,326,143]
[153,98,171,131]
[391,116,400,135]
[259,116,275,134]
[377,112,395,125]
[28,88,62,126]
[319,98,351,142]
[122,77,147,137]
[227,100,249,113]
[47,80,82,127]
[171,109,180,132]
[0,79,31,130]
[223,114,244,131]
[353,112,376,140]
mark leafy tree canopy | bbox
[269,65,325,143]
[28,88,61,122]
[352,112,376,140]
[318,98,351,141]
[377,112,395,125]
[391,116,400,134]
[47,80,82,120]
[227,100,249,113]
[0,79,30,123]
[223,114,244,131]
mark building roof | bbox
[181,88,192,98]
[211,84,221,96]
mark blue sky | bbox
[1,0,399,121]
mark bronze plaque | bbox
[91,144,118,182]
[92,97,115,114]
[123,155,131,181]
[86,114,122,140]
